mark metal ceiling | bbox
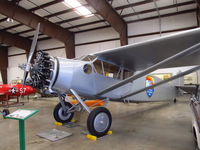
[0,0,197,42]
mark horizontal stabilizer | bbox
[176,85,198,94]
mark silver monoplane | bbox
[21,23,200,137]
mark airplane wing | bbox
[94,28,200,96]
[93,28,200,71]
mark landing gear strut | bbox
[70,89,112,137]
[53,94,74,123]
[53,102,74,123]
[53,90,112,137]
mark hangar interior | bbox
[0,0,200,150]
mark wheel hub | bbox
[94,112,109,132]
[58,107,71,121]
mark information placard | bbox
[6,109,39,120]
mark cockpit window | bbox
[103,61,120,78]
[92,59,134,80]
[81,55,97,61]
[83,64,92,74]
[93,60,103,75]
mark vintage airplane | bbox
[21,23,200,137]
[0,84,35,107]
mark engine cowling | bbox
[28,51,54,91]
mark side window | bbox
[123,69,134,79]
[104,62,120,79]
[93,60,103,75]
[83,64,92,74]
[93,59,134,80]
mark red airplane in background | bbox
[0,84,35,107]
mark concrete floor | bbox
[0,95,196,150]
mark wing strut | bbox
[97,42,200,96]
[121,65,200,99]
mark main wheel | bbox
[3,109,10,116]
[53,102,74,123]
[87,107,112,137]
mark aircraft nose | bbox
[26,86,35,94]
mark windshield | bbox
[93,59,134,80]
[80,55,97,61]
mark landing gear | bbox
[87,107,112,137]
[53,93,75,124]
[53,102,74,123]
[54,90,112,137]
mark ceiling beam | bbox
[0,0,75,58]
[41,0,195,34]
[86,0,128,46]
[197,7,200,26]
[127,8,196,24]
[0,0,72,43]
[0,30,31,52]
[122,1,195,18]
[74,8,196,33]
[1,0,194,37]
[0,17,7,23]
[0,46,8,84]
[45,4,89,19]
[29,0,64,12]
[115,0,157,10]
[40,8,196,40]
[2,0,194,42]
[195,0,200,8]
[0,0,65,34]
[195,0,200,26]
[0,0,154,33]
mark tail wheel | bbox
[53,102,74,123]
[87,107,112,137]
[3,109,10,116]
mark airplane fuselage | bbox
[0,84,35,96]
[47,57,176,102]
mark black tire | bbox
[3,109,10,116]
[87,107,112,137]
[53,102,74,123]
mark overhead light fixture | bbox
[63,0,93,17]
[6,17,14,23]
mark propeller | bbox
[22,23,40,86]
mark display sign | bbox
[5,109,39,150]
[6,109,39,121]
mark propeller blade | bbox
[26,23,40,71]
[22,71,28,85]
[23,23,40,86]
